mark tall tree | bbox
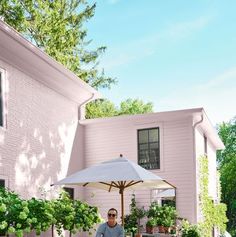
[86,99,153,119]
[0,0,115,89]
[0,1,154,118]
[217,117,236,237]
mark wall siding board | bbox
[84,117,196,222]
[0,59,82,200]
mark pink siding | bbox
[0,59,82,199]
[83,116,196,223]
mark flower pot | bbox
[135,233,142,237]
[158,225,165,233]
[146,225,154,234]
[164,226,171,233]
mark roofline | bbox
[0,19,101,102]
[80,107,224,150]
[80,107,204,125]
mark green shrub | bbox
[146,218,156,227]
[147,201,177,227]
[0,187,101,237]
[182,221,201,237]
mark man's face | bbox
[107,210,117,222]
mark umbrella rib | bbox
[126,180,135,187]
[108,181,118,192]
[125,180,143,188]
[83,182,120,190]
[99,182,119,189]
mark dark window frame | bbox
[0,179,5,188]
[137,127,160,170]
[63,187,74,200]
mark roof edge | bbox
[0,19,101,103]
[80,107,204,125]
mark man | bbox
[95,208,124,237]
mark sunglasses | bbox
[108,213,116,217]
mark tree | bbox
[0,1,155,119]
[0,0,115,89]
[217,117,236,237]
[119,98,153,115]
[86,99,118,119]
[86,98,153,119]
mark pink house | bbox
[0,19,224,231]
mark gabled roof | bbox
[0,19,101,104]
[80,107,224,150]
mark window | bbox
[0,71,3,127]
[63,187,74,199]
[161,199,176,207]
[138,127,160,169]
[0,179,5,188]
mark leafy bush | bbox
[147,201,177,227]
[27,198,55,235]
[181,221,201,237]
[161,204,177,227]
[147,201,162,225]
[0,187,31,237]
[0,187,101,237]
[124,214,138,234]
[146,218,156,227]
[124,194,146,234]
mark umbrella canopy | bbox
[53,155,174,225]
[156,189,175,200]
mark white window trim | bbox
[134,122,164,172]
[0,67,7,129]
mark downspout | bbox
[78,93,96,120]
[192,113,204,224]
[76,93,96,201]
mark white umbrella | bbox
[52,155,174,225]
[156,189,175,200]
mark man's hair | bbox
[108,208,118,216]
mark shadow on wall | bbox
[0,74,80,199]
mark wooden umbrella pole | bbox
[121,189,124,226]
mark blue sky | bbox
[86,0,236,125]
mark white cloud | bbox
[165,15,213,40]
[157,67,236,125]
[100,15,213,70]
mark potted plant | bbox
[161,204,177,233]
[128,194,146,237]
[181,221,200,237]
[134,207,146,237]
[146,218,156,234]
[124,214,138,237]
[147,201,161,233]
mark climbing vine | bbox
[198,155,228,237]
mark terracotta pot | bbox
[164,226,171,233]
[146,225,154,234]
[158,225,165,233]
[135,233,142,237]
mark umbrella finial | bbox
[120,154,123,158]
